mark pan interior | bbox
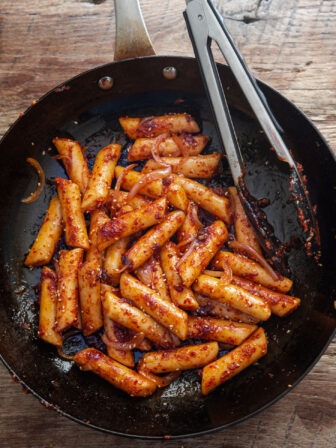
[0,57,335,438]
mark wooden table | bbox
[0,1,335,446]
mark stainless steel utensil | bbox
[184,0,320,264]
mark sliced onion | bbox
[114,163,137,203]
[176,237,199,269]
[218,258,233,285]
[189,202,203,229]
[136,257,156,287]
[135,267,153,286]
[102,331,145,351]
[169,332,181,348]
[136,338,152,351]
[176,234,197,249]
[151,133,171,166]
[103,317,118,341]
[171,135,193,171]
[228,240,281,281]
[21,157,46,203]
[127,165,172,200]
[176,204,202,249]
[203,257,232,286]
[137,116,155,135]
[138,367,180,388]
[172,133,192,158]
[53,154,71,163]
[57,346,74,361]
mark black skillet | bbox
[0,0,335,440]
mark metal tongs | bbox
[184,0,319,263]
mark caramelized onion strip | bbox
[150,133,171,166]
[228,240,281,281]
[102,332,145,351]
[172,133,191,158]
[190,202,203,229]
[127,166,172,200]
[138,116,155,133]
[176,234,196,249]
[57,346,74,361]
[21,157,46,203]
[203,257,232,286]
[138,367,180,388]
[175,237,199,269]
[53,154,72,163]
[114,163,137,202]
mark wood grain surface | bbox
[0,0,335,447]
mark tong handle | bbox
[184,0,293,170]
[184,0,320,260]
[184,1,244,184]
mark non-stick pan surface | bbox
[0,56,335,439]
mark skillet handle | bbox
[114,0,155,60]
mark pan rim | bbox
[1,324,335,440]
[1,55,335,166]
